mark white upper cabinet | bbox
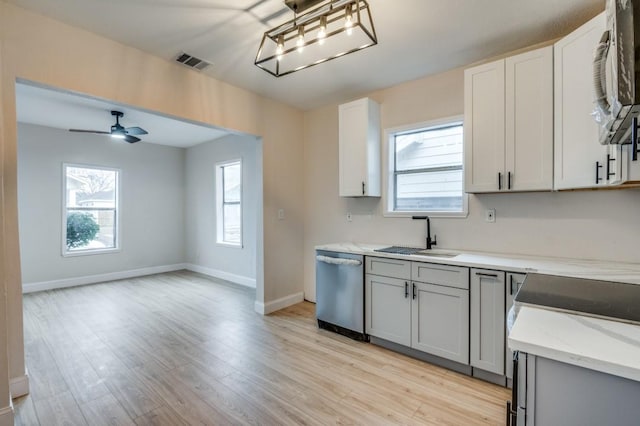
[554,13,610,190]
[464,59,506,193]
[465,46,553,193]
[505,47,554,191]
[338,98,381,197]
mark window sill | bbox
[216,241,243,249]
[383,210,469,219]
[63,247,120,257]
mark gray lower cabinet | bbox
[471,268,506,375]
[505,272,526,380]
[366,258,470,365]
[412,281,469,364]
[365,274,411,346]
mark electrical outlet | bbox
[278,209,285,220]
[486,208,496,223]
[346,212,353,222]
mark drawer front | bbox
[366,257,411,280]
[411,262,469,290]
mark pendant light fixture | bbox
[255,0,377,77]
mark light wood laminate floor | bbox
[14,271,509,425]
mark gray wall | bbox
[185,134,259,286]
[17,123,186,284]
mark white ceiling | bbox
[6,0,604,111]
[16,83,231,148]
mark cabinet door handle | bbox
[475,272,498,278]
[509,275,516,295]
[606,154,616,180]
[596,161,603,184]
[498,172,502,190]
[362,181,365,195]
[412,283,417,300]
[508,171,512,190]
[633,116,639,162]
[404,281,409,298]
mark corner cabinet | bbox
[338,98,381,197]
[464,46,553,193]
[470,268,506,375]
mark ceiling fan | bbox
[70,110,148,143]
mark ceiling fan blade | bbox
[125,126,148,136]
[124,135,141,143]
[69,129,111,134]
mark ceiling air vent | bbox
[175,52,211,71]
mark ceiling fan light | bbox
[111,134,125,139]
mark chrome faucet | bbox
[412,216,437,250]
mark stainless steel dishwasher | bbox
[315,250,367,341]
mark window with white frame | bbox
[387,119,466,216]
[216,160,242,246]
[64,164,119,255]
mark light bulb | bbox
[297,26,305,53]
[318,16,327,45]
[345,3,353,35]
[276,35,284,61]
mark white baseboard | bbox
[0,404,14,426]
[22,264,188,294]
[10,373,29,398]
[254,292,304,315]
[184,264,256,288]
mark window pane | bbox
[395,125,463,172]
[223,204,241,244]
[223,163,241,203]
[396,169,463,211]
[66,209,116,251]
[66,167,117,208]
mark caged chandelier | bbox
[255,0,377,77]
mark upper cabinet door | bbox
[339,98,381,197]
[464,59,506,193]
[505,46,553,191]
[554,13,608,190]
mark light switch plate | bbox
[278,209,285,220]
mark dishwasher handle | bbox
[316,255,362,267]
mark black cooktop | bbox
[515,273,640,325]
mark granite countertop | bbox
[508,307,640,382]
[315,242,640,284]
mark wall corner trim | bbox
[0,404,14,426]
[21,264,189,294]
[254,292,305,315]
[184,264,256,288]
[9,373,29,399]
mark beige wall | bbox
[0,0,304,409]
[303,67,640,301]
[0,5,13,420]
